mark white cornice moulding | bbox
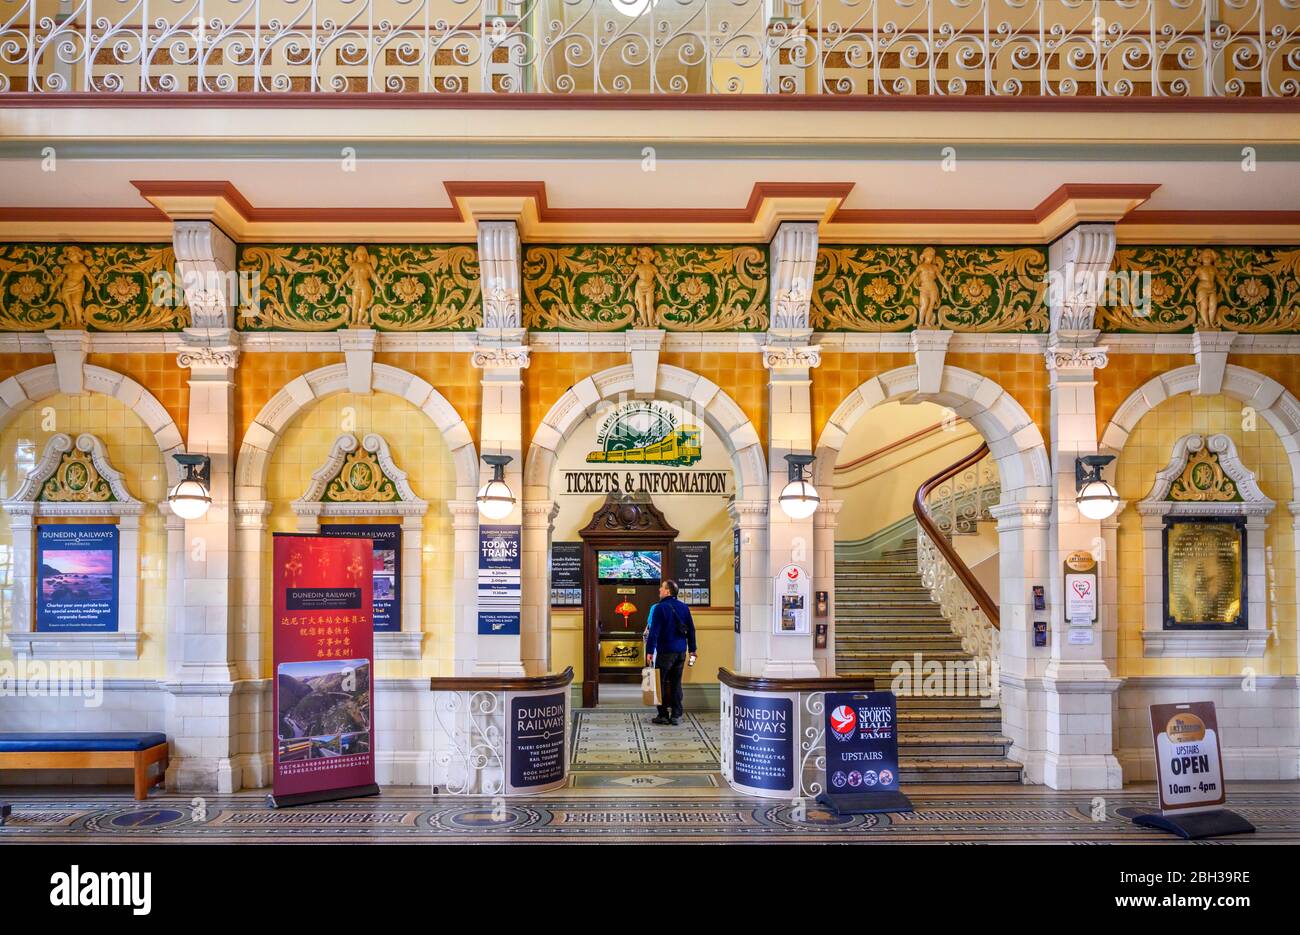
[8,631,143,661]
[1141,629,1271,658]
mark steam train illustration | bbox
[586,426,703,466]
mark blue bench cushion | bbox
[0,732,167,753]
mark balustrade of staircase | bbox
[914,443,1000,673]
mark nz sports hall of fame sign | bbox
[817,690,913,815]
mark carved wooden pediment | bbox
[578,494,679,539]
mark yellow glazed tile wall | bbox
[0,393,169,678]
[262,392,458,679]
[0,353,51,384]
[1115,393,1297,677]
[524,352,627,459]
[1095,353,1195,440]
[87,353,189,443]
[944,352,1050,447]
[374,352,480,453]
[236,353,344,453]
[811,352,914,448]
[658,352,768,456]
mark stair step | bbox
[899,735,1013,757]
[899,757,1024,784]
[899,710,1003,731]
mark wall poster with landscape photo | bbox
[35,523,119,632]
[320,523,401,632]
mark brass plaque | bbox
[1164,520,1244,627]
[599,639,644,668]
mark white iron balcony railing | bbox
[0,0,1296,96]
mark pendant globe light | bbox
[1075,454,1120,521]
[778,453,820,520]
[477,454,516,520]
[168,453,212,520]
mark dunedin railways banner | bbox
[271,533,379,807]
[320,523,401,632]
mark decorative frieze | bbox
[813,245,1048,333]
[1102,245,1300,333]
[0,243,189,331]
[237,243,480,331]
[523,244,768,331]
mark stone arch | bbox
[0,363,185,485]
[813,364,1052,500]
[1099,363,1300,499]
[523,363,768,502]
[234,362,478,500]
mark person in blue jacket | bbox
[644,579,697,725]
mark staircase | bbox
[835,540,1022,784]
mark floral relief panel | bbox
[0,243,189,331]
[811,245,1048,332]
[238,243,480,331]
[523,244,768,331]
[1100,246,1300,333]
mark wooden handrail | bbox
[913,443,1000,630]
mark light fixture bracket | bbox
[173,452,211,485]
[1075,453,1115,492]
[784,452,815,483]
[483,453,512,482]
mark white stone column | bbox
[730,499,770,674]
[166,336,241,792]
[761,344,821,678]
[1040,342,1123,790]
[449,500,482,677]
[989,500,1053,784]
[813,498,841,674]
[521,499,559,675]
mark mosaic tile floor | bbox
[1,784,1297,843]
[570,710,722,772]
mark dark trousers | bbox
[656,651,686,720]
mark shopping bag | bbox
[641,666,661,707]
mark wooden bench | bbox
[0,732,169,800]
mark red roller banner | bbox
[271,533,379,807]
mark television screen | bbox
[597,550,662,582]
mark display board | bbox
[673,541,711,606]
[824,691,901,794]
[478,524,521,635]
[271,533,378,807]
[320,523,400,632]
[1163,518,1247,629]
[550,541,583,607]
[730,691,796,795]
[35,523,119,632]
[506,689,569,794]
[1149,701,1227,814]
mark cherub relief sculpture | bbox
[343,245,381,326]
[1193,248,1225,330]
[52,246,92,327]
[905,246,948,329]
[626,246,663,328]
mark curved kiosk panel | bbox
[718,668,875,799]
[430,667,573,796]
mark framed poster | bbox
[271,533,378,807]
[1062,550,1098,626]
[549,541,583,607]
[320,523,400,632]
[35,523,119,632]
[673,541,711,606]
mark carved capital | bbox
[1044,344,1109,372]
[761,344,821,371]
[769,221,818,332]
[471,345,531,370]
[176,344,241,372]
[172,220,238,330]
[477,220,522,330]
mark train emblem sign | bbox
[587,401,702,467]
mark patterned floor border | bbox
[1,783,1297,843]
[570,710,721,772]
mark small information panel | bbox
[730,691,795,795]
[673,541,711,606]
[507,689,568,793]
[773,563,811,635]
[1063,550,1098,627]
[549,541,583,607]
